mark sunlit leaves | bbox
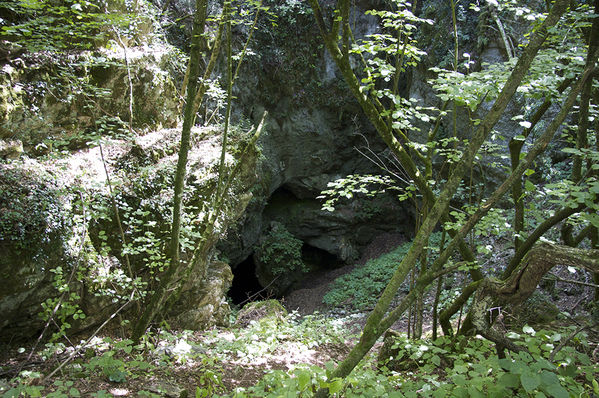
[0,0,133,52]
[318,174,399,212]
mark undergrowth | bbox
[323,233,443,311]
[2,306,597,397]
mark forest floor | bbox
[1,233,598,397]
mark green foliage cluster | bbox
[0,0,166,150]
[376,325,598,397]
[0,165,67,249]
[318,174,398,212]
[544,147,599,228]
[249,0,352,108]
[0,0,122,53]
[323,241,411,310]
[39,265,87,342]
[323,233,443,310]
[255,222,306,276]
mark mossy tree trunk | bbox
[131,0,210,343]
[469,243,599,357]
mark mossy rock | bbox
[377,329,420,372]
[235,299,288,328]
[510,291,559,326]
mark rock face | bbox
[172,261,234,329]
[215,0,414,288]
[0,46,180,148]
[0,163,74,340]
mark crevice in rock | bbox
[229,254,268,305]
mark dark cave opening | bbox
[228,244,343,306]
[229,254,267,306]
[302,244,342,270]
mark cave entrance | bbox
[229,254,267,306]
[302,244,342,270]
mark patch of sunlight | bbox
[109,387,130,396]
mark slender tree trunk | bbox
[509,77,573,251]
[131,0,208,342]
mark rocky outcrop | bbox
[0,162,74,341]
[0,46,181,149]
[0,123,260,341]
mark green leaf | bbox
[328,378,344,394]
[542,381,568,398]
[297,370,311,390]
[523,325,536,335]
[498,373,519,388]
[520,372,540,393]
[452,374,467,386]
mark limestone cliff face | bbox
[213,0,414,277]
[0,47,181,148]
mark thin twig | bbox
[544,273,599,289]
[237,275,281,307]
[549,321,599,362]
[110,21,135,136]
[98,143,134,280]
[44,292,135,381]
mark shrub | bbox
[255,222,306,276]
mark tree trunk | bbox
[470,243,599,354]
[131,0,209,342]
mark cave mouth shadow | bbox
[302,244,342,270]
[228,244,344,306]
[229,254,269,306]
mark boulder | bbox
[235,299,288,328]
[173,261,234,329]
